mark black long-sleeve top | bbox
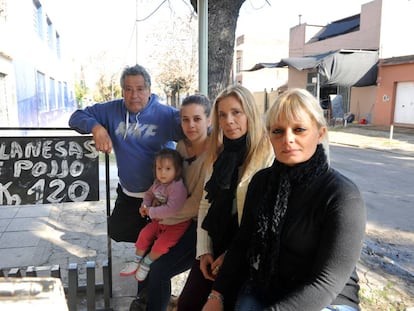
[213,165,366,311]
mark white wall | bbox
[236,34,289,92]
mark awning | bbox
[245,49,379,87]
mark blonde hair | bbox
[207,85,271,173]
[266,88,329,156]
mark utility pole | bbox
[135,0,139,64]
[198,0,208,95]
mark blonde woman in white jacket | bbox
[177,85,274,311]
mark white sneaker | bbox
[135,263,150,281]
[120,261,139,277]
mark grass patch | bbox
[359,281,409,311]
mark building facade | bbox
[235,33,289,94]
[233,32,289,113]
[374,0,414,127]
[0,0,75,127]
[286,0,414,127]
[243,0,414,127]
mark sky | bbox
[42,0,371,63]
[237,0,369,38]
[42,0,194,63]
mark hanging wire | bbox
[136,0,168,22]
[247,0,272,10]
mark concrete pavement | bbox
[329,124,414,156]
[0,124,413,310]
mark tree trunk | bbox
[191,0,245,101]
[171,91,178,108]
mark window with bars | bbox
[64,82,69,108]
[236,50,243,73]
[58,81,63,108]
[0,73,9,124]
[56,32,61,59]
[47,16,54,49]
[49,77,57,110]
[36,71,47,111]
[33,0,43,39]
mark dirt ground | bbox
[358,229,414,310]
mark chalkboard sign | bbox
[0,136,99,205]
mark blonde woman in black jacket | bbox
[203,88,366,311]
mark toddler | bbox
[120,148,189,281]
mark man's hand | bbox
[92,124,112,153]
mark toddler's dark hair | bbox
[154,148,183,181]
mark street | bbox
[330,144,414,233]
[330,143,414,299]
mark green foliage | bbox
[74,80,88,108]
[164,77,188,94]
[93,73,122,103]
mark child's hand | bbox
[152,198,161,207]
[139,204,149,217]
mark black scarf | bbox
[248,144,329,288]
[202,134,247,255]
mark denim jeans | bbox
[235,283,358,311]
[234,283,266,311]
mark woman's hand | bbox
[202,291,224,311]
[92,124,112,153]
[199,252,226,281]
[202,297,223,311]
[211,252,226,277]
[199,253,215,281]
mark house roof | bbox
[245,49,379,87]
[308,15,361,42]
[381,55,414,66]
